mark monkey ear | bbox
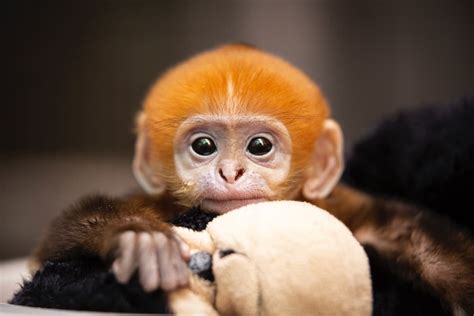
[303,119,344,200]
[132,113,166,195]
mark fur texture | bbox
[344,97,474,231]
[170,207,217,231]
[366,245,449,316]
[32,194,174,266]
[10,258,169,313]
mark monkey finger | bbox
[112,231,138,283]
[170,239,189,288]
[170,238,190,287]
[154,233,178,291]
[137,232,159,292]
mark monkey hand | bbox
[109,230,190,292]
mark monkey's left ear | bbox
[133,112,166,195]
[303,119,344,200]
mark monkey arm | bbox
[33,194,174,264]
[31,194,189,292]
[31,195,189,291]
[314,184,474,313]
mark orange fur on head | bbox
[141,44,330,194]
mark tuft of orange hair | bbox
[142,44,330,189]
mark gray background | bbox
[1,0,473,259]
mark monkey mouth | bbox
[201,197,267,214]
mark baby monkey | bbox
[34,44,474,313]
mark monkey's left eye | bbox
[191,137,217,156]
[247,137,273,156]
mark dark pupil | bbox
[191,137,216,156]
[248,137,272,156]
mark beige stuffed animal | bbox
[168,201,372,316]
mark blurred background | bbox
[1,0,472,260]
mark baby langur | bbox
[33,44,474,313]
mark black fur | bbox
[344,97,474,231]
[171,208,217,231]
[10,258,169,313]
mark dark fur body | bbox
[28,98,474,314]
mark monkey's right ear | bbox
[132,113,166,195]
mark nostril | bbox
[219,166,245,183]
[235,168,245,181]
[219,168,228,182]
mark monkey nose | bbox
[218,167,245,183]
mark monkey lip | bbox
[201,196,267,213]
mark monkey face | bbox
[133,45,344,210]
[173,114,292,213]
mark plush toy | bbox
[8,200,372,315]
[168,200,372,316]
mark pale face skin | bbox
[174,114,292,213]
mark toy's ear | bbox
[303,119,344,200]
[132,112,166,195]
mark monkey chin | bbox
[201,197,268,214]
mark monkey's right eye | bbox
[191,137,217,156]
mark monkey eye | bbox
[247,137,273,156]
[191,137,217,156]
